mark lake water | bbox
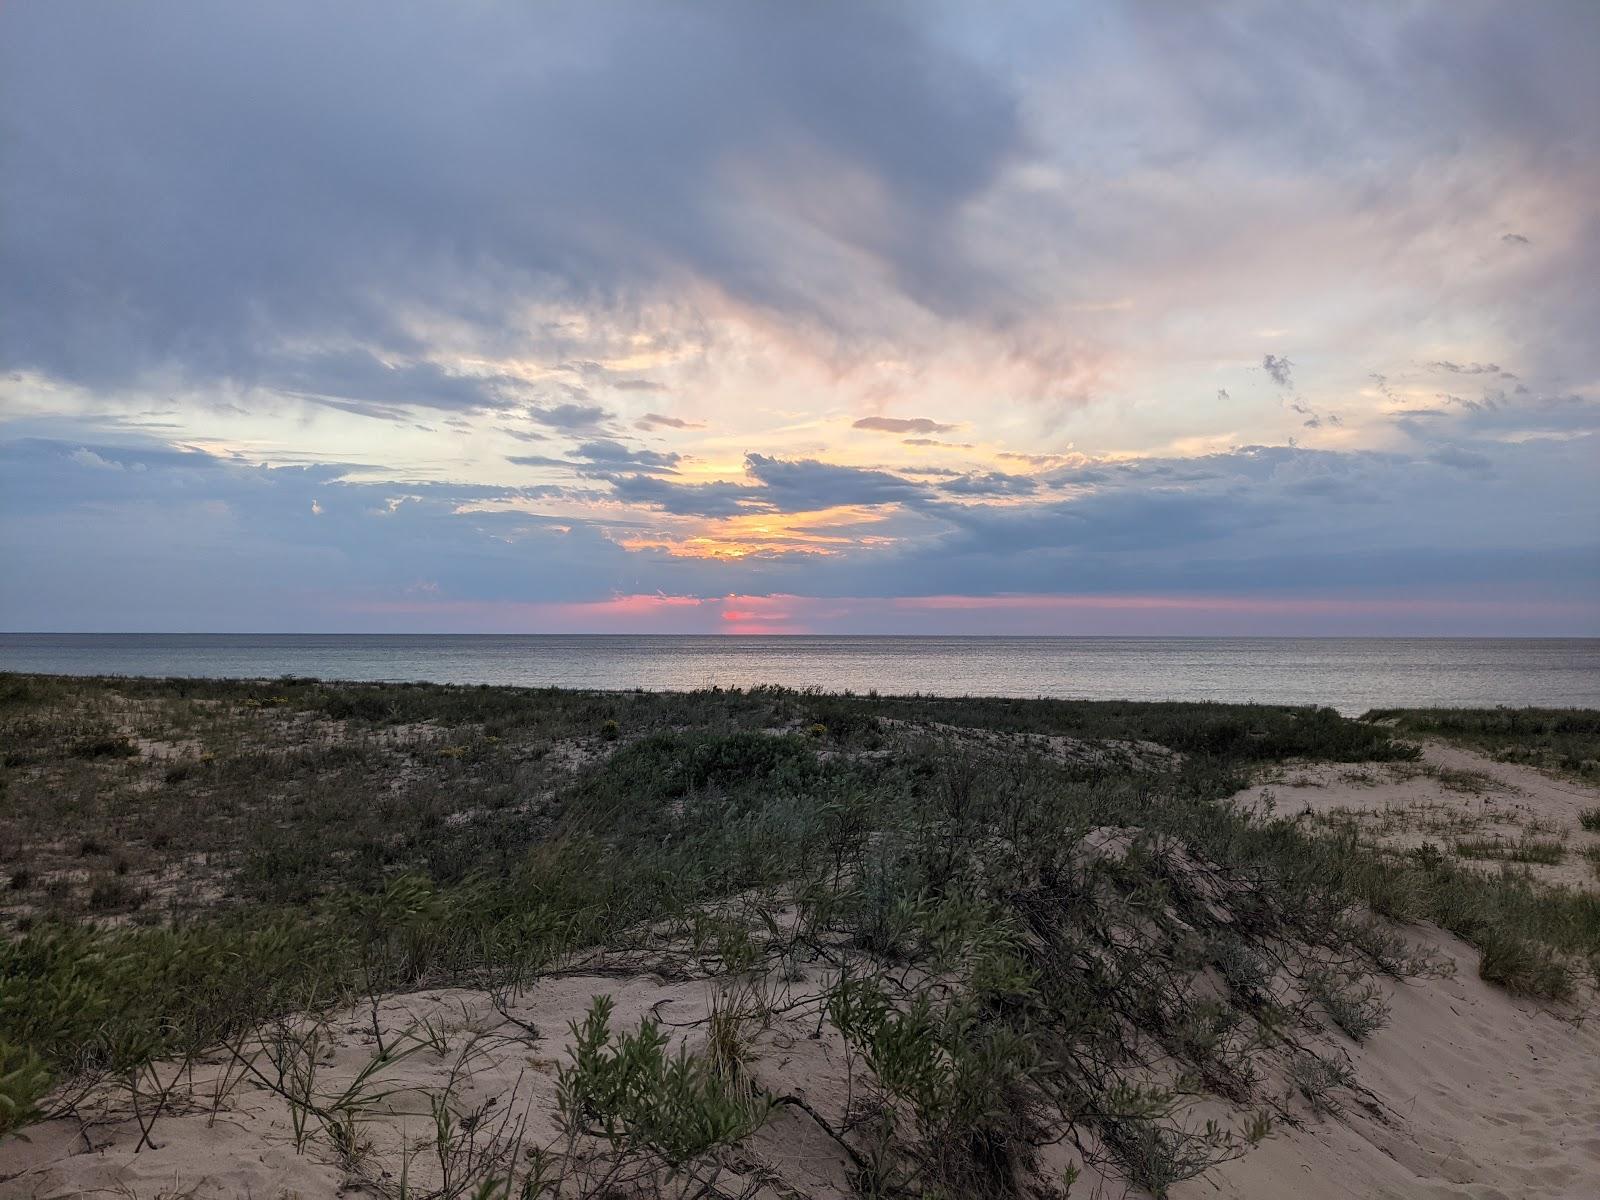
[2,634,1596,715]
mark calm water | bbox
[2,635,1596,715]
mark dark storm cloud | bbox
[0,2,1022,393]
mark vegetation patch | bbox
[1,674,1596,1197]
[1365,706,1600,782]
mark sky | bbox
[2,1,1597,635]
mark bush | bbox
[71,734,138,759]
[1477,934,1574,1000]
[557,995,769,1167]
[0,1040,51,1138]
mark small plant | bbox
[71,734,138,759]
[87,876,147,912]
[600,719,620,741]
[1287,1051,1355,1118]
[0,1039,52,1137]
[1408,841,1445,870]
[1477,933,1574,1001]
[558,995,770,1168]
[1308,971,1389,1042]
[1578,807,1600,832]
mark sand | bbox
[1260,738,1600,894]
[1180,922,1600,1200]
[4,739,1598,1199]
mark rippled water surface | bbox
[3,635,1596,715]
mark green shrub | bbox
[1476,933,1574,1000]
[0,1040,51,1138]
[557,994,770,1166]
[71,734,138,759]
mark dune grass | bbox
[1365,705,1600,782]
[1,674,1596,1195]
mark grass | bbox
[1365,706,1600,782]
[1453,836,1567,865]
[1582,845,1600,881]
[0,673,1595,1196]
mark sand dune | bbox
[5,740,1598,1199]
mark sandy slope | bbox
[4,741,1598,1200]
[1182,923,1600,1200]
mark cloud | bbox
[509,439,682,476]
[529,403,612,430]
[2,432,1595,632]
[1428,445,1493,474]
[506,454,570,470]
[852,416,957,434]
[0,4,1022,392]
[636,413,706,431]
[938,471,1038,497]
[743,453,930,510]
[1425,361,1502,375]
[3,5,1599,634]
[265,349,531,417]
[573,440,681,472]
[997,451,1079,469]
[500,427,549,443]
[606,474,768,518]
